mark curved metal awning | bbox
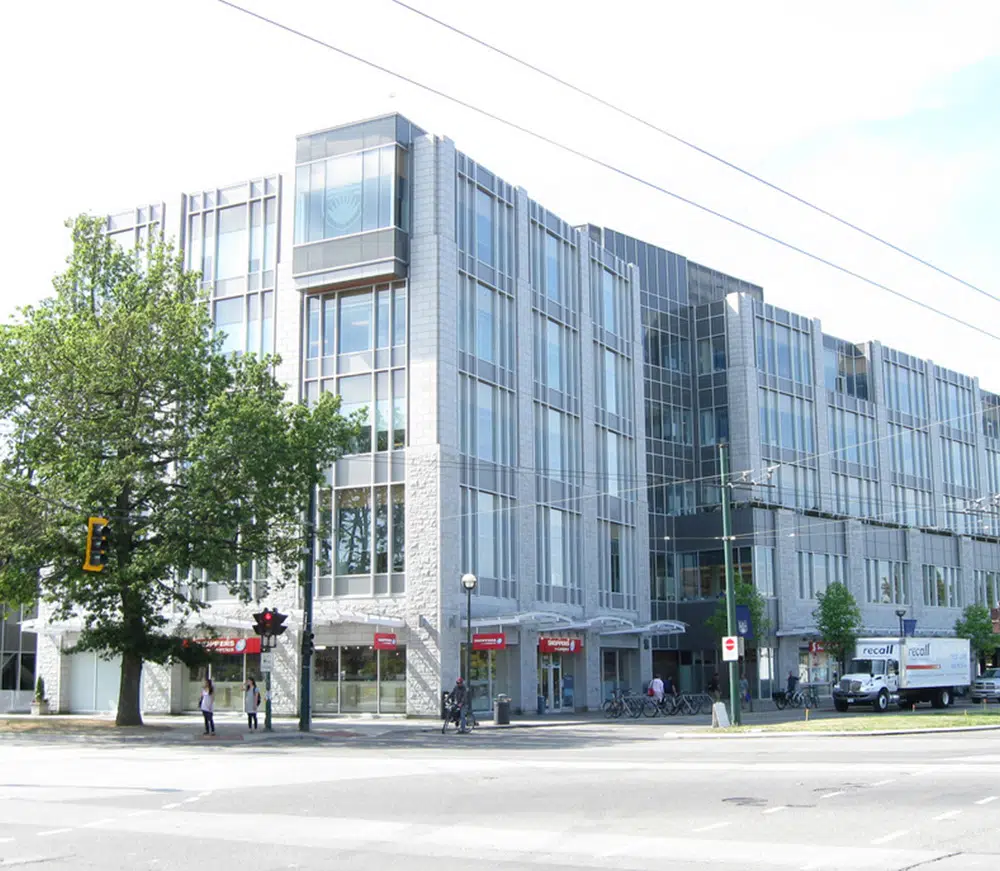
[600,620,687,637]
[465,611,576,630]
[314,610,405,629]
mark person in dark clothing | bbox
[449,677,469,732]
[787,669,799,695]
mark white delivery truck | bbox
[831,637,971,713]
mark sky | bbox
[1,0,999,385]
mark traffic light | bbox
[253,609,272,637]
[252,608,288,638]
[83,517,110,572]
[302,632,314,657]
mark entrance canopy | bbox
[600,620,687,637]
[313,610,405,629]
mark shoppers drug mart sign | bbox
[473,633,507,651]
[538,637,583,654]
[373,633,398,650]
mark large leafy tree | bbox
[0,216,357,726]
[812,582,862,673]
[955,604,999,672]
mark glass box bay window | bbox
[295,145,401,243]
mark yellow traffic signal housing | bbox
[83,516,110,572]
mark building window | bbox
[755,317,812,383]
[974,570,999,608]
[797,552,846,600]
[459,375,515,467]
[339,293,372,354]
[336,488,371,576]
[0,607,37,692]
[882,361,928,418]
[823,338,869,399]
[697,336,726,374]
[759,389,815,453]
[754,547,776,597]
[865,559,909,605]
[832,474,879,518]
[475,188,494,266]
[922,565,962,609]
[700,408,729,446]
[829,409,877,467]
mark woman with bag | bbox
[244,678,261,731]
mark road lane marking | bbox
[37,829,72,837]
[692,822,730,833]
[127,810,152,817]
[871,830,909,845]
[820,791,845,799]
[933,810,962,821]
[0,837,14,843]
[975,796,998,805]
[81,818,117,828]
[763,806,788,814]
[870,779,895,787]
[182,797,201,804]
[162,803,182,809]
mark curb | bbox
[664,724,1000,739]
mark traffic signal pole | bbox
[299,482,316,733]
[720,442,741,727]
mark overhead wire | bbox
[387,0,997,304]
[216,0,1000,344]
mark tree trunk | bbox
[116,653,144,726]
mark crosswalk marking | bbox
[692,822,729,833]
[974,795,998,805]
[763,806,788,814]
[820,791,845,799]
[37,828,72,837]
[932,810,961,821]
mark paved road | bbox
[1,722,998,870]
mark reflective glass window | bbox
[339,293,372,353]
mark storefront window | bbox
[313,645,406,714]
[379,648,406,713]
[313,647,340,713]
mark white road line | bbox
[692,822,730,833]
[763,806,788,814]
[820,791,845,799]
[0,837,14,843]
[127,810,153,817]
[81,818,117,828]
[975,796,998,805]
[37,828,73,837]
[933,810,962,821]
[161,802,182,809]
[870,779,895,787]
[181,797,201,804]
[871,830,909,845]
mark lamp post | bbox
[895,608,907,639]
[461,574,477,693]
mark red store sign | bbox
[473,633,507,651]
[373,632,398,651]
[539,637,583,654]
[809,641,827,654]
[190,637,261,655]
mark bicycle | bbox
[671,692,710,715]
[602,688,628,719]
[441,697,478,733]
[773,688,807,710]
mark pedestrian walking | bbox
[648,674,665,702]
[200,678,215,735]
[244,678,261,731]
[708,672,720,702]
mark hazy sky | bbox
[2,1,998,386]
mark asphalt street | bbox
[1,720,998,870]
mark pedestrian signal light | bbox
[83,517,110,572]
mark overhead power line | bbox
[388,0,997,305]
[216,0,1000,346]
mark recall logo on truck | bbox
[860,644,896,657]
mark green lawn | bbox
[724,709,1000,733]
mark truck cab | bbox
[833,648,899,712]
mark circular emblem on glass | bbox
[235,638,247,653]
[326,192,363,235]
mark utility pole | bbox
[720,442,741,726]
[299,482,316,732]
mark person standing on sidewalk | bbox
[244,678,260,731]
[200,678,215,735]
[708,672,720,703]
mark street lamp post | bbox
[461,574,477,695]
[895,608,907,639]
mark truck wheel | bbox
[873,690,889,713]
[932,688,951,709]
[834,699,848,713]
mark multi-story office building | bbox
[28,113,998,716]
[32,113,684,717]
[591,228,1000,697]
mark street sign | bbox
[373,632,397,651]
[473,632,507,651]
[260,652,274,673]
[722,635,739,662]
